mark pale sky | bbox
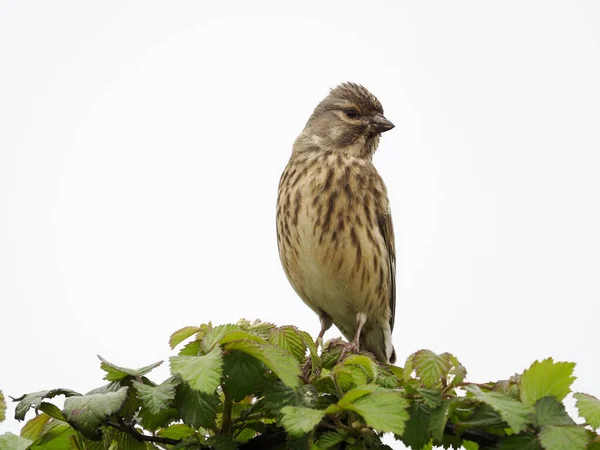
[1,2,599,448]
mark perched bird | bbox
[276,82,397,364]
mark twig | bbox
[106,420,181,446]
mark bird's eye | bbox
[344,109,359,119]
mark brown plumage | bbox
[276,82,396,364]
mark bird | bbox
[276,82,397,364]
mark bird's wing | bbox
[378,210,396,332]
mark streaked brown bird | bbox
[276,82,397,364]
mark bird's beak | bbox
[371,114,395,133]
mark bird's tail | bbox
[362,321,396,364]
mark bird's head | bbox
[299,82,394,158]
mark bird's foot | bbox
[338,340,360,362]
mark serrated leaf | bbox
[410,350,451,388]
[20,413,51,440]
[170,345,223,394]
[465,384,533,433]
[462,440,478,450]
[538,425,590,450]
[270,326,307,362]
[417,388,443,408]
[97,356,163,382]
[169,326,201,349]
[520,358,575,405]
[224,340,300,388]
[201,324,243,352]
[429,401,452,443]
[132,378,176,414]
[178,340,201,356]
[401,402,432,450]
[207,435,238,450]
[113,429,148,450]
[156,423,196,440]
[249,321,277,339]
[299,331,322,371]
[341,389,409,435]
[38,402,67,421]
[28,422,78,449]
[534,396,575,427]
[263,383,318,416]
[457,403,505,429]
[496,434,542,450]
[280,406,326,437]
[334,364,370,392]
[315,431,345,448]
[63,386,128,440]
[443,353,467,387]
[137,405,178,431]
[174,382,218,429]
[13,388,81,421]
[222,350,268,401]
[573,393,600,430]
[337,385,378,408]
[0,432,32,450]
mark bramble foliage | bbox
[1,319,600,449]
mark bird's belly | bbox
[286,207,386,336]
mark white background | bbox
[1,2,599,448]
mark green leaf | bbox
[174,382,218,429]
[315,431,345,448]
[462,440,478,450]
[170,345,223,394]
[263,383,318,416]
[0,432,32,450]
[465,384,533,433]
[401,402,432,450]
[178,340,201,356]
[409,350,451,388]
[98,356,163,382]
[417,388,443,408]
[429,401,452,442]
[156,423,196,440]
[443,353,467,387]
[280,406,326,437]
[520,358,576,405]
[137,405,178,431]
[224,340,300,388]
[38,402,67,421]
[63,386,128,440]
[28,422,78,449]
[496,435,542,450]
[222,350,268,402]
[13,388,81,421]
[20,413,51,440]
[169,326,201,349]
[201,324,243,352]
[573,392,600,430]
[207,435,238,450]
[334,363,370,392]
[131,378,176,414]
[0,391,5,422]
[269,326,307,362]
[299,330,322,371]
[337,385,378,408]
[534,396,575,427]
[538,425,590,450]
[341,388,409,435]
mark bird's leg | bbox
[340,312,367,360]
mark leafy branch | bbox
[1,319,599,449]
